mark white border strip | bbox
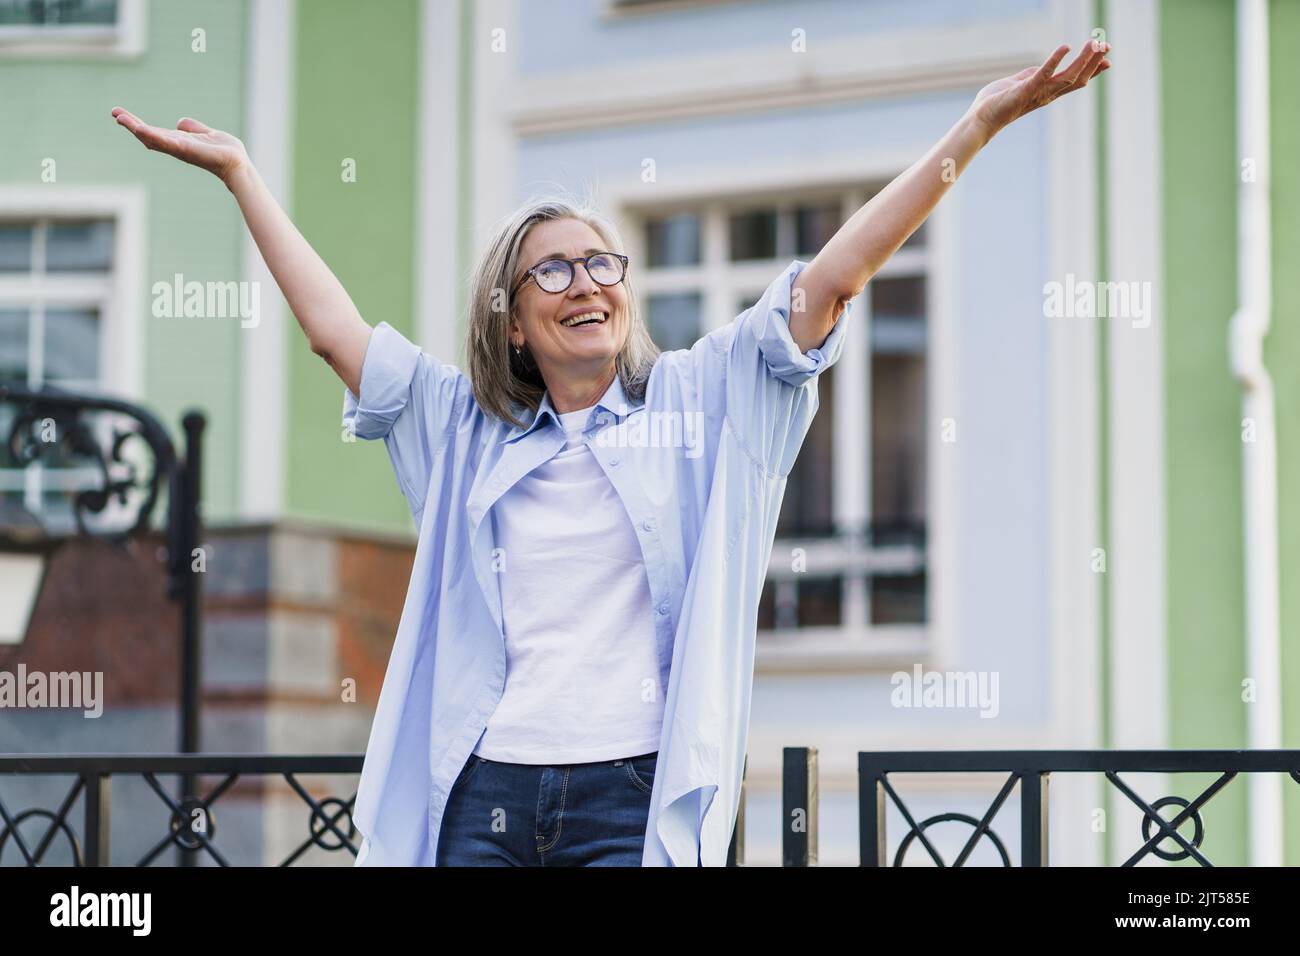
[1042,0,1104,867]
[239,0,296,520]
[417,0,463,364]
[1103,0,1168,863]
[471,0,517,264]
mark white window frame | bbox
[0,0,145,58]
[0,187,146,530]
[0,188,144,396]
[612,160,956,672]
[1,218,113,391]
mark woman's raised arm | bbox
[111,108,372,395]
[789,36,1111,353]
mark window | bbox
[0,0,118,25]
[0,0,144,56]
[631,187,931,659]
[0,217,117,532]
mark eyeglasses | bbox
[512,252,629,295]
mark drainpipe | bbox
[1226,0,1282,867]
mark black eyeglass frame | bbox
[511,252,630,296]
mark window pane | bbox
[870,274,926,626]
[0,309,29,381]
[644,213,700,267]
[0,224,33,273]
[757,576,844,630]
[797,576,842,627]
[0,0,118,26]
[777,364,835,538]
[645,292,700,352]
[44,308,99,382]
[795,203,840,256]
[728,209,777,261]
[871,571,926,624]
[873,274,925,356]
[47,220,114,273]
[871,350,925,527]
[870,276,926,354]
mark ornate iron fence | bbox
[0,752,740,866]
[9,748,1292,866]
[781,747,1300,866]
[0,754,362,867]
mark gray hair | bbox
[466,194,659,428]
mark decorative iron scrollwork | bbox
[1,382,179,542]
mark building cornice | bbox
[510,15,1056,136]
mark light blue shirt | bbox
[344,258,850,866]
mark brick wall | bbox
[0,522,416,865]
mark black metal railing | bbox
[780,748,1300,866]
[0,754,363,867]
[0,752,741,866]
[11,748,1290,866]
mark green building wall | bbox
[284,0,423,532]
[1158,0,1300,864]
[1160,0,1248,864]
[1268,0,1300,864]
[0,0,250,519]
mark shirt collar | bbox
[499,374,642,445]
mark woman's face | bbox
[510,217,628,382]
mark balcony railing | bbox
[3,749,1296,865]
[0,754,363,867]
[783,748,1300,866]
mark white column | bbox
[417,0,465,365]
[239,0,296,519]
[1103,0,1169,864]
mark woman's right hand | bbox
[110,106,371,394]
[111,108,250,186]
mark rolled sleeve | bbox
[342,322,423,440]
[741,258,851,387]
[342,321,470,522]
[725,259,853,475]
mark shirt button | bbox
[642,518,656,532]
[609,457,620,467]
[657,601,670,615]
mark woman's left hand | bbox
[969,36,1111,138]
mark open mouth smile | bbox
[560,309,608,328]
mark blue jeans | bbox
[435,751,658,866]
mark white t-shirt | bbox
[472,404,667,764]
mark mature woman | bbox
[112,36,1108,867]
